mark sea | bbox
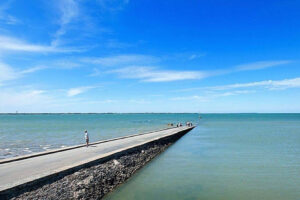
[0,113,299,200]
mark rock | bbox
[83,175,93,185]
[113,159,120,165]
[74,172,81,176]
[10,136,178,200]
[76,181,83,186]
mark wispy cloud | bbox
[0,86,122,112]
[0,1,87,53]
[188,53,206,60]
[235,60,292,71]
[84,99,119,104]
[0,35,80,53]
[67,86,97,97]
[0,13,19,25]
[108,66,207,82]
[0,62,18,83]
[0,61,45,85]
[205,60,293,77]
[177,77,300,93]
[20,66,47,74]
[89,68,102,77]
[83,54,159,67]
[171,95,205,101]
[97,0,129,12]
[0,1,19,25]
[51,60,81,69]
[210,77,300,90]
[105,39,132,49]
[171,90,255,101]
[0,89,49,110]
[29,59,83,71]
[128,99,151,104]
[52,0,79,46]
[105,59,292,82]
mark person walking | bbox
[84,130,89,147]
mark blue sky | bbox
[0,0,299,113]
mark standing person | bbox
[84,130,89,147]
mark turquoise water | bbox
[104,114,300,200]
[1,114,299,199]
[0,113,196,159]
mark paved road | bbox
[0,126,193,192]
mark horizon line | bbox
[0,112,300,114]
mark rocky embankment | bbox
[5,132,186,200]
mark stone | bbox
[113,159,120,166]
[9,135,180,200]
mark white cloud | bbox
[128,99,151,104]
[58,0,79,26]
[235,60,292,71]
[189,54,197,60]
[0,1,19,25]
[52,60,81,69]
[83,54,159,67]
[67,86,96,97]
[20,66,47,74]
[85,99,118,104]
[188,53,206,60]
[0,14,19,25]
[0,89,49,110]
[1,1,85,53]
[171,90,255,101]
[171,95,205,101]
[0,62,18,83]
[109,66,207,82]
[0,35,79,53]
[105,39,132,49]
[106,59,293,83]
[0,86,122,112]
[213,90,255,96]
[86,56,292,82]
[176,77,300,93]
[0,35,54,52]
[52,0,79,46]
[29,59,82,70]
[210,77,300,90]
[89,68,102,77]
[202,60,293,78]
[0,61,45,85]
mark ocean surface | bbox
[1,113,300,200]
[104,113,300,200]
[0,113,195,159]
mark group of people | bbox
[176,123,183,127]
[168,122,193,127]
[84,121,194,147]
[186,122,193,127]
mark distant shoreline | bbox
[0,112,299,115]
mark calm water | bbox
[104,114,300,200]
[1,114,299,200]
[0,113,196,159]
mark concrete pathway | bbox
[0,126,194,192]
